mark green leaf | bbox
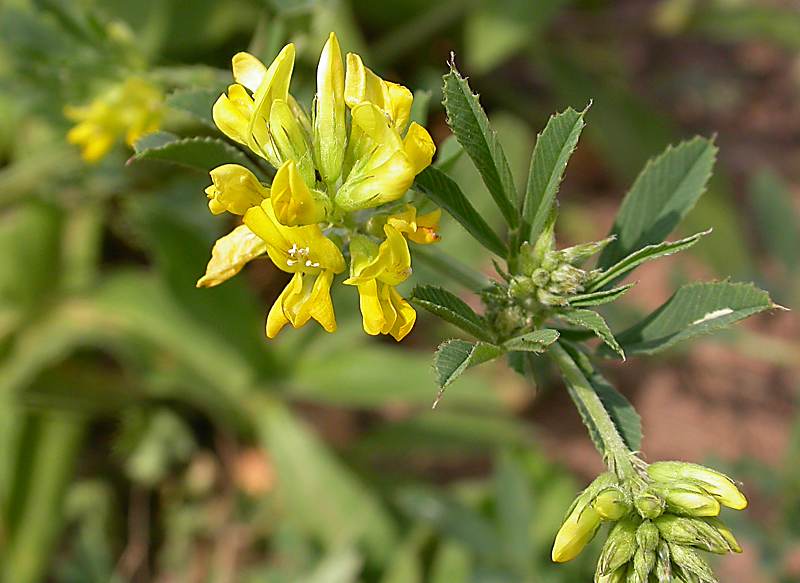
[410,285,491,341]
[522,106,586,243]
[255,401,396,559]
[503,328,559,352]
[414,166,507,257]
[165,87,222,129]
[559,309,625,359]
[494,451,533,570]
[396,486,500,558]
[433,340,505,407]
[442,62,519,226]
[567,284,635,308]
[409,89,432,127]
[598,137,718,269]
[611,281,778,356]
[749,169,800,274]
[432,135,464,174]
[587,230,710,292]
[411,247,490,292]
[132,132,252,172]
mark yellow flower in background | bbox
[65,77,163,163]
[344,226,416,341]
[200,32,439,340]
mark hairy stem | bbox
[549,342,635,480]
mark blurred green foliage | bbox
[0,0,797,581]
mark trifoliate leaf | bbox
[442,61,519,226]
[411,285,492,342]
[610,281,778,356]
[433,339,505,407]
[598,137,717,268]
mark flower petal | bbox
[271,160,329,226]
[197,224,268,288]
[403,122,436,175]
[388,286,416,341]
[206,164,269,216]
[232,52,267,93]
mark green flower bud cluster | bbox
[480,209,614,338]
[553,461,747,583]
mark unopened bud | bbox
[537,288,569,307]
[656,482,720,517]
[596,565,628,583]
[634,489,665,519]
[647,461,747,510]
[668,543,718,583]
[702,517,742,553]
[597,518,638,576]
[592,486,631,520]
[654,515,732,554]
[531,268,550,287]
[654,540,671,583]
[636,520,660,552]
[554,476,615,563]
[552,504,602,562]
[633,545,656,583]
[509,276,536,299]
[559,235,615,265]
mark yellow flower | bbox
[196,224,268,288]
[344,226,416,341]
[271,160,330,227]
[213,44,296,166]
[344,52,413,132]
[336,102,434,212]
[205,164,269,215]
[65,77,163,163]
[204,33,441,341]
[243,199,345,337]
[387,205,442,245]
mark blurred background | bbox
[0,0,798,581]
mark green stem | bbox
[549,342,635,480]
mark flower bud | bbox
[632,545,656,583]
[668,543,718,583]
[552,503,602,563]
[271,161,330,226]
[634,489,665,519]
[314,33,346,184]
[549,263,588,294]
[205,164,269,215]
[647,461,747,510]
[596,565,628,583]
[702,517,742,553]
[654,515,733,554]
[592,486,631,521]
[597,518,638,576]
[655,482,721,517]
[269,99,315,187]
[636,520,660,552]
[654,540,672,583]
[559,235,615,265]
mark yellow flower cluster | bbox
[65,77,163,163]
[198,33,438,340]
